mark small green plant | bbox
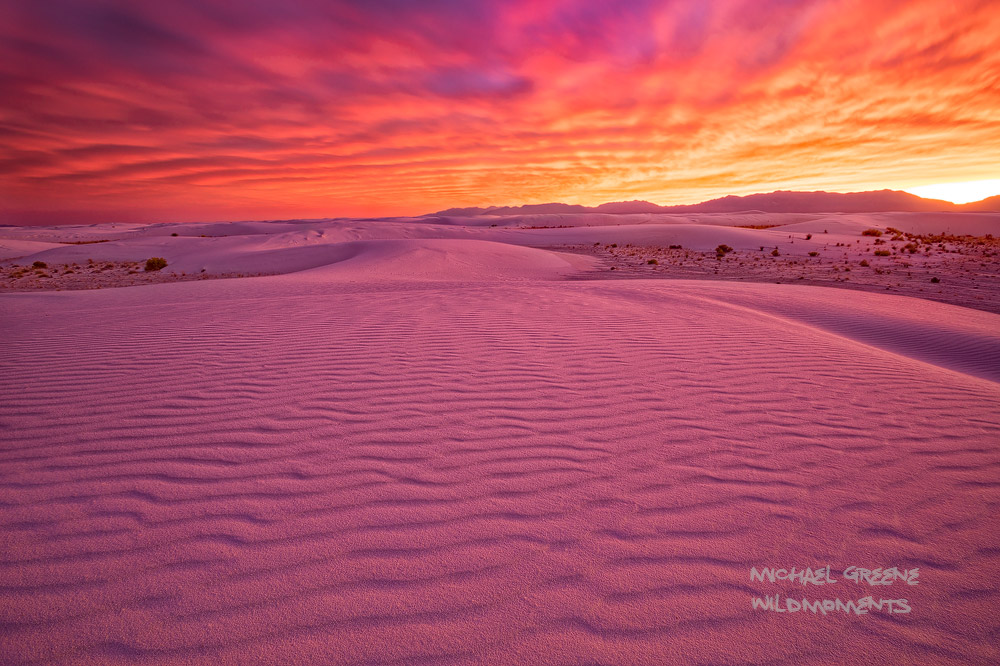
[145,257,168,272]
[808,251,819,257]
[32,261,47,268]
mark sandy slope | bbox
[0,238,65,261]
[2,220,1000,664]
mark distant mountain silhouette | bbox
[434,203,591,216]
[962,195,1000,212]
[433,190,1000,216]
[669,190,958,213]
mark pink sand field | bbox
[2,213,999,665]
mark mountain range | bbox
[433,190,1000,216]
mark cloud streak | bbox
[2,0,998,222]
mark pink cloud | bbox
[1,0,998,223]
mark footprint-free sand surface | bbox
[2,214,999,664]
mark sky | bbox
[1,0,999,224]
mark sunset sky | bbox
[2,0,999,224]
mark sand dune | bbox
[0,239,64,261]
[291,239,598,282]
[2,216,999,664]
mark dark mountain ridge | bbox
[433,190,1000,216]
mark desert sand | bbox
[2,212,999,665]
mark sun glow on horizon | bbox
[904,180,1000,205]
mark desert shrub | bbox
[171,233,178,237]
[861,229,882,237]
[669,244,682,249]
[805,234,812,240]
[647,259,658,265]
[771,249,780,256]
[808,251,819,257]
[32,261,47,268]
[715,244,733,256]
[859,259,869,266]
[930,277,940,283]
[874,250,890,256]
[145,257,168,271]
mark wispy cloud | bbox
[2,0,998,222]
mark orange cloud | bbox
[2,0,998,223]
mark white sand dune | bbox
[2,218,999,665]
[1,235,594,279]
[687,282,1000,383]
[0,239,65,261]
[777,212,1000,236]
[0,220,849,274]
[291,239,598,282]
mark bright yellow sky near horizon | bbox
[904,180,1000,205]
